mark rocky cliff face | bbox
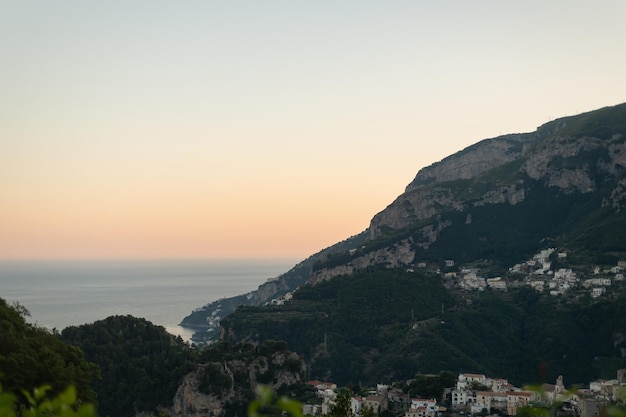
[182,102,626,342]
[171,349,305,417]
[309,238,415,285]
[405,133,535,191]
[314,103,626,281]
[372,108,626,233]
[522,133,626,193]
[368,133,541,240]
[171,370,222,417]
[184,102,626,392]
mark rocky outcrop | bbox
[309,239,415,284]
[182,102,626,344]
[474,182,526,206]
[369,133,541,239]
[605,178,626,209]
[171,348,305,417]
[369,188,462,239]
[246,279,292,305]
[303,104,626,285]
[371,106,626,240]
[405,133,534,191]
[521,136,598,193]
[172,367,226,417]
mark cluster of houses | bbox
[303,370,626,417]
[449,371,626,417]
[433,248,626,299]
[302,381,397,417]
[262,248,626,307]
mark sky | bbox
[1,1,626,260]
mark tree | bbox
[361,405,376,417]
[0,384,95,417]
[61,315,197,417]
[248,385,303,417]
[0,298,98,407]
[408,372,456,400]
[470,381,490,392]
[330,389,353,417]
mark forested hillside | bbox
[0,298,97,406]
[214,104,626,387]
[183,103,626,346]
[61,315,197,417]
[0,300,311,417]
[221,267,626,387]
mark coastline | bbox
[0,258,298,342]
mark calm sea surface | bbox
[0,259,296,341]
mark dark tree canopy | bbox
[61,315,197,417]
[0,298,98,406]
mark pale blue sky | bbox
[1,1,625,259]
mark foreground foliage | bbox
[0,385,95,417]
[247,385,303,417]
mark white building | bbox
[506,391,532,416]
[351,397,365,416]
[405,398,439,417]
[451,389,475,407]
[487,278,507,290]
[592,287,605,298]
[457,373,487,389]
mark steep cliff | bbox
[371,107,626,239]
[183,101,626,340]
[404,133,536,191]
[213,102,626,387]
[179,232,368,341]
[171,342,306,417]
[357,103,626,270]
[308,238,415,285]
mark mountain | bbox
[182,102,626,342]
[220,269,626,387]
[60,316,308,417]
[212,102,626,387]
[312,102,626,281]
[179,232,369,341]
[172,340,307,417]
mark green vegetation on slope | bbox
[1,301,309,417]
[222,268,454,385]
[0,298,98,408]
[193,340,308,417]
[558,102,626,139]
[221,268,626,387]
[394,175,626,275]
[0,384,96,417]
[61,315,197,417]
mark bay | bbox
[0,258,296,340]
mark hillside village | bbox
[266,248,626,307]
[434,248,625,298]
[304,370,626,417]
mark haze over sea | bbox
[0,258,296,341]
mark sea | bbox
[0,258,297,341]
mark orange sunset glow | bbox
[2,1,626,260]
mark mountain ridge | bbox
[181,101,626,341]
